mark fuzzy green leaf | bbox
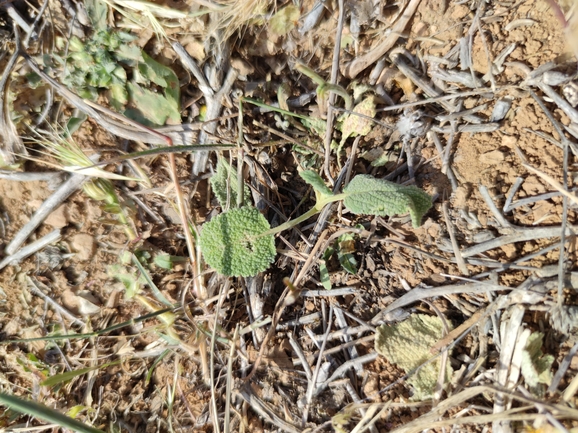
[200,207,276,277]
[343,175,432,228]
[138,52,180,108]
[126,81,180,126]
[269,5,300,36]
[336,233,357,274]
[521,332,554,388]
[319,246,334,290]
[109,77,128,111]
[300,170,333,201]
[210,159,252,208]
[84,0,108,30]
[375,314,452,400]
[339,94,376,147]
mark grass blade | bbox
[0,393,105,433]
[41,361,120,387]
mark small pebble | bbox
[71,233,95,261]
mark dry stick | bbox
[461,225,577,258]
[252,119,324,156]
[342,0,422,78]
[316,353,378,393]
[526,89,573,308]
[376,88,499,112]
[493,304,525,432]
[27,276,85,326]
[0,170,63,183]
[5,164,91,255]
[478,185,512,228]
[549,341,578,394]
[322,0,346,184]
[0,229,62,270]
[288,332,313,382]
[244,283,293,383]
[236,386,301,433]
[294,335,375,367]
[474,2,496,91]
[371,281,512,323]
[224,325,238,433]
[301,287,357,297]
[0,48,26,164]
[173,42,238,175]
[303,305,333,426]
[428,131,458,191]
[503,177,524,212]
[209,282,228,433]
[442,201,469,275]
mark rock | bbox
[44,205,67,228]
[71,233,95,261]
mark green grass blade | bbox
[145,349,171,386]
[0,307,174,345]
[132,253,174,307]
[0,393,105,433]
[241,97,310,121]
[41,361,120,387]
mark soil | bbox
[0,0,577,432]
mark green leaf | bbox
[126,81,180,126]
[84,0,108,31]
[336,233,357,274]
[154,254,173,270]
[139,52,180,106]
[269,5,300,36]
[210,159,252,208]
[343,175,432,228]
[339,95,376,147]
[375,314,453,400]
[319,246,334,290]
[200,207,276,277]
[65,114,88,135]
[521,332,554,388]
[68,36,85,52]
[0,393,105,433]
[41,361,119,387]
[114,44,144,66]
[131,253,173,307]
[299,170,333,202]
[109,77,128,111]
[300,116,326,138]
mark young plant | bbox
[41,27,180,127]
[199,170,432,277]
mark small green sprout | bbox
[199,171,432,277]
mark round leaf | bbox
[200,207,276,277]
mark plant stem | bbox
[318,83,353,111]
[262,193,346,236]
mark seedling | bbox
[40,27,180,127]
[200,170,432,277]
